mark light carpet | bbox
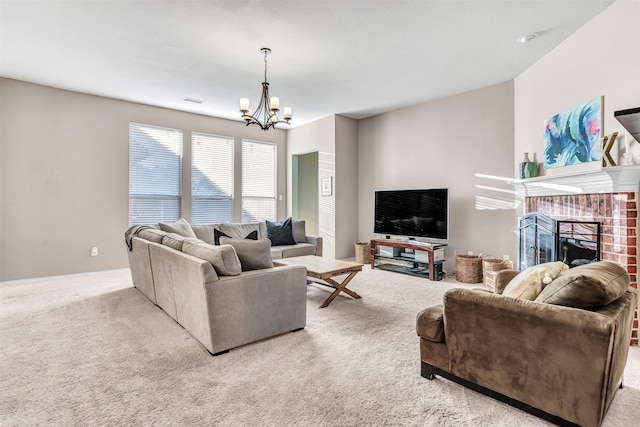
[1,267,639,426]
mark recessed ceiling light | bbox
[516,33,539,44]
[183,97,204,104]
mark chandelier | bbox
[239,48,292,131]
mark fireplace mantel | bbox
[508,165,640,197]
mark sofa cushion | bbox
[416,305,444,343]
[270,243,317,259]
[218,223,261,239]
[182,240,241,276]
[219,237,273,271]
[535,260,629,309]
[502,261,568,301]
[266,218,296,246]
[214,228,258,245]
[137,228,168,243]
[191,224,219,245]
[292,219,307,243]
[162,233,190,251]
[159,218,197,238]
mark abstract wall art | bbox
[543,97,603,169]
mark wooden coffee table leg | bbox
[319,272,361,308]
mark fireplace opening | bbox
[518,214,601,269]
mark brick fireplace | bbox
[511,166,640,345]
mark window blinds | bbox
[128,123,182,226]
[191,132,234,224]
[242,140,277,223]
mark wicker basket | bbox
[482,258,514,291]
[455,253,483,283]
[355,242,371,264]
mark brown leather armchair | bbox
[416,261,637,427]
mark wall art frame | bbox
[321,176,332,196]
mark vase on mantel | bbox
[519,153,538,179]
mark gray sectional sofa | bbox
[126,218,317,355]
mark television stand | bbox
[370,239,447,281]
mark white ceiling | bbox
[0,0,614,128]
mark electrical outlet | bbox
[467,250,473,255]
[91,247,98,257]
[503,254,510,260]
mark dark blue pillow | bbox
[214,228,258,245]
[266,218,296,246]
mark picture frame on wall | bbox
[321,176,332,196]
[543,96,603,169]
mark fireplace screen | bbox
[518,213,556,270]
[518,213,601,270]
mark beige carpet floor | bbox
[1,266,639,426]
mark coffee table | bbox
[274,255,363,308]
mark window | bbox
[191,132,234,224]
[242,140,276,222]
[128,123,182,226]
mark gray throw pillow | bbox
[158,218,197,238]
[191,224,218,245]
[292,219,307,243]
[182,240,242,276]
[137,228,168,243]
[265,218,296,246]
[535,260,629,308]
[219,237,273,271]
[218,223,261,240]
[214,228,258,245]
[162,233,189,251]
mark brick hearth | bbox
[524,192,639,345]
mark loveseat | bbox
[126,218,310,355]
[416,260,637,427]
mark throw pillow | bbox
[219,237,273,271]
[182,240,242,276]
[158,218,197,238]
[266,218,296,246]
[137,228,167,243]
[191,224,219,245]
[218,223,262,240]
[162,233,189,251]
[502,261,568,301]
[535,260,629,309]
[214,228,258,245]
[292,219,307,243]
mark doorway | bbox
[292,151,319,235]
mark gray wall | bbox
[0,78,287,281]
[286,115,359,259]
[358,81,516,274]
[514,0,640,190]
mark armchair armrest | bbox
[494,269,520,294]
[306,235,323,256]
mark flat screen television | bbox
[374,188,449,240]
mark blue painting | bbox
[543,97,602,169]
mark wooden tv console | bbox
[370,239,447,281]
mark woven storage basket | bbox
[455,253,483,283]
[482,258,514,291]
[355,242,371,264]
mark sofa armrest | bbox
[494,269,520,294]
[442,288,626,427]
[203,265,308,354]
[306,235,323,257]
